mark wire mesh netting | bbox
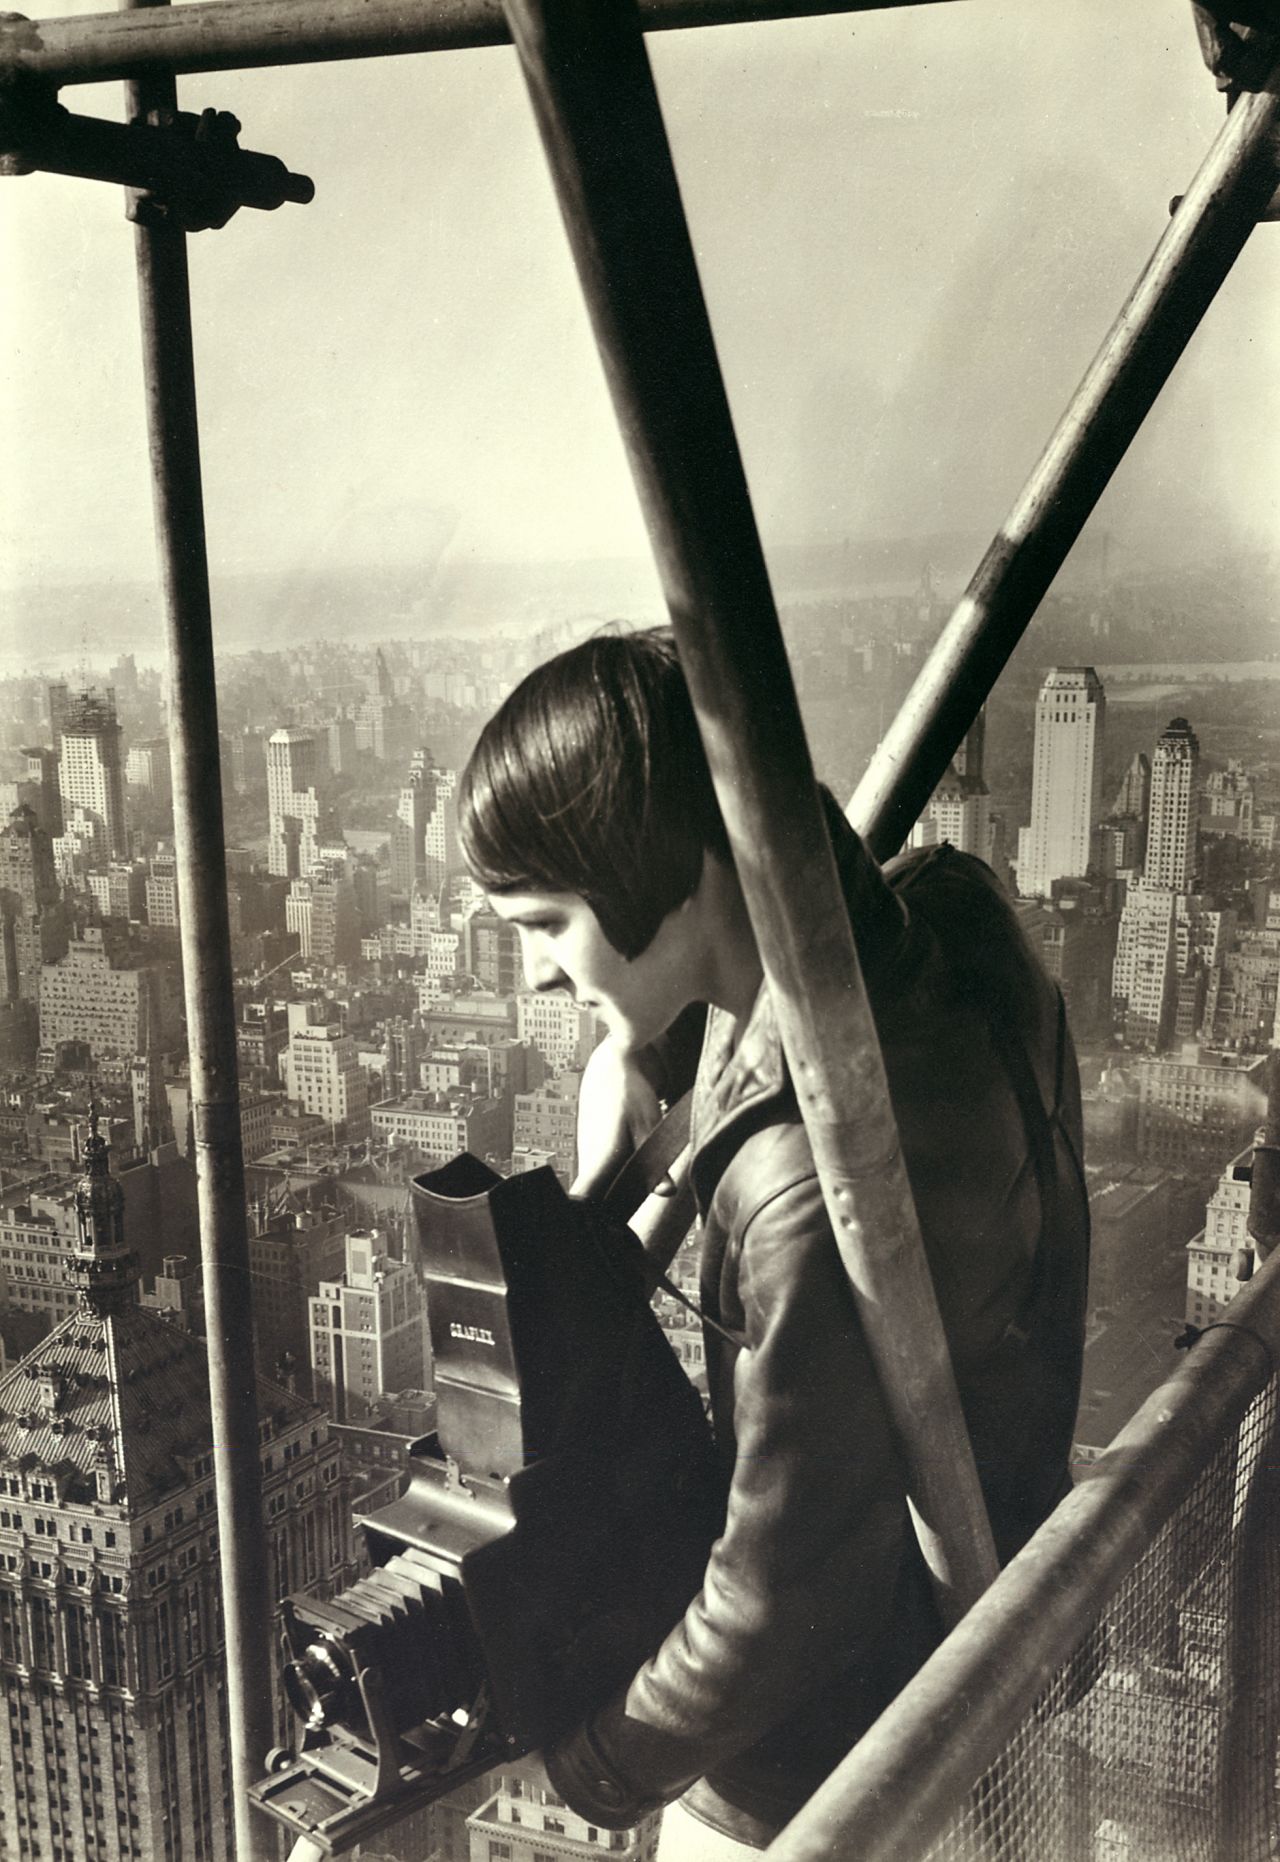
[926,1382,1280,1862]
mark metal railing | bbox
[6,0,1280,1854]
[767,1249,1280,1861]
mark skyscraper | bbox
[1017,668,1106,899]
[516,989,600,1076]
[39,926,183,1071]
[424,767,461,897]
[308,1227,430,1423]
[0,1111,352,1862]
[513,1070,582,1186]
[266,728,321,879]
[908,711,991,858]
[306,859,359,968]
[125,735,173,803]
[1111,885,1177,1050]
[45,680,69,753]
[1094,748,1151,879]
[20,745,62,835]
[58,686,128,860]
[1111,749,1152,824]
[374,646,394,701]
[1185,1147,1253,1330]
[248,1199,348,1389]
[468,908,521,995]
[384,1014,422,1099]
[355,651,414,764]
[282,1000,371,1139]
[1145,716,1200,891]
[0,802,68,1003]
[391,748,437,901]
[1112,718,1207,1050]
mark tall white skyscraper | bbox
[58,687,128,860]
[424,765,461,895]
[1111,885,1177,1050]
[1017,667,1105,899]
[266,727,321,878]
[1112,716,1207,1051]
[1144,716,1200,891]
[282,999,370,1138]
[309,1227,430,1422]
[391,746,437,900]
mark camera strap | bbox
[600,1089,692,1221]
[603,1094,745,1348]
[600,1089,697,1277]
[595,1094,743,1347]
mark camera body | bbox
[252,1154,722,1854]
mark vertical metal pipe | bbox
[501,0,998,1619]
[123,13,274,1856]
[848,64,1280,863]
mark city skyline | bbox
[3,4,1280,1853]
[0,600,1276,1860]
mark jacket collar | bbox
[690,793,911,1190]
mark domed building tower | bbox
[0,1108,354,1861]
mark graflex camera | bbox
[251,1155,723,1855]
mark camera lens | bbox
[284,1637,358,1732]
[282,1551,464,1744]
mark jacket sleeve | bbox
[546,1152,911,1826]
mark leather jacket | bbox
[547,811,1090,1845]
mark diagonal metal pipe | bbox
[123,5,274,1855]
[0,0,961,87]
[764,1249,1280,1861]
[500,0,999,1624]
[849,60,1280,864]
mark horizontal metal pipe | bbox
[502,0,997,1624]
[765,1251,1280,1862]
[2,0,961,86]
[849,60,1280,862]
[1171,181,1280,219]
[3,105,313,208]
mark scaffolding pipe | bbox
[1,0,961,86]
[849,60,1280,863]
[765,1250,1280,1862]
[125,7,274,1856]
[501,0,998,1625]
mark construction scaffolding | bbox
[5,2,1280,1858]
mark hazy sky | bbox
[4,2,1279,599]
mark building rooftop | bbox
[0,1110,318,1512]
[0,1305,270,1512]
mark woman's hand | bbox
[571,1036,665,1199]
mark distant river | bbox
[1096,661,1280,684]
[1106,683,1202,705]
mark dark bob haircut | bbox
[458,629,730,959]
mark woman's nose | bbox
[523,936,567,995]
